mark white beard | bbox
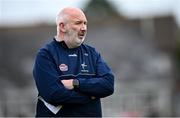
[65,28,85,48]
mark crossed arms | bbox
[33,50,114,106]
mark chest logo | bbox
[68,54,77,57]
[81,62,89,72]
[59,64,68,71]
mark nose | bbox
[81,23,87,31]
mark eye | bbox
[74,21,87,26]
[84,21,87,25]
[75,21,82,25]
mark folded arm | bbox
[61,53,114,98]
[33,50,92,106]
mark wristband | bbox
[73,79,79,89]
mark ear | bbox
[59,23,66,32]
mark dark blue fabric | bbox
[33,38,114,117]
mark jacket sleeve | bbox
[77,53,114,98]
[33,49,92,106]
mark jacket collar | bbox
[53,37,69,49]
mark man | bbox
[33,7,114,117]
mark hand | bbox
[61,79,74,90]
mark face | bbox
[64,12,87,48]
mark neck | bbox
[55,35,63,42]
[55,35,74,49]
[63,38,74,49]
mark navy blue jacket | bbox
[33,38,114,117]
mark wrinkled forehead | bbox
[61,8,87,22]
[69,12,87,22]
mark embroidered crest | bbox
[81,62,89,72]
[59,64,68,71]
[81,62,87,70]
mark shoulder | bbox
[37,39,57,56]
[82,43,100,55]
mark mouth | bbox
[78,33,85,39]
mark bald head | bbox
[56,7,87,25]
[55,7,88,48]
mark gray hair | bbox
[56,11,69,26]
[56,11,70,34]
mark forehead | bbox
[69,13,87,22]
[64,8,87,22]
